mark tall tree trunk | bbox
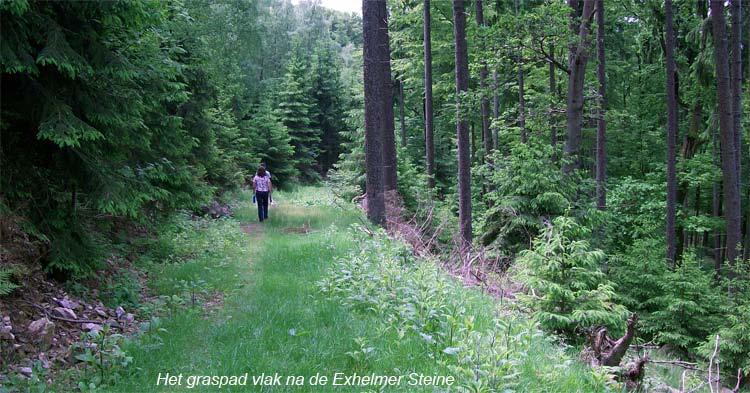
[453,0,473,247]
[563,0,596,174]
[424,0,436,189]
[493,68,499,150]
[476,0,491,156]
[595,0,607,210]
[711,0,742,268]
[398,78,407,147]
[549,43,558,160]
[730,0,742,191]
[712,120,724,269]
[362,0,387,226]
[383,89,398,192]
[665,0,678,267]
[518,56,527,143]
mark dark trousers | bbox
[256,191,269,221]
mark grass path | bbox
[112,189,452,392]
[106,187,607,393]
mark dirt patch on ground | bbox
[281,225,312,234]
[240,223,261,235]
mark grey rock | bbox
[19,367,32,377]
[57,298,80,310]
[82,323,102,334]
[94,307,108,318]
[53,307,77,320]
[115,306,125,319]
[27,318,55,350]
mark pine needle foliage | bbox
[518,217,628,340]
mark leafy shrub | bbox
[0,267,19,296]
[480,140,576,252]
[101,270,143,309]
[517,217,628,340]
[396,148,431,212]
[698,261,750,376]
[644,251,725,352]
[319,225,616,392]
[609,237,669,317]
[604,174,667,252]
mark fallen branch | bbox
[24,300,123,329]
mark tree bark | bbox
[665,0,678,267]
[595,0,607,210]
[711,0,742,268]
[493,68,500,150]
[362,0,387,226]
[549,43,558,160]
[398,77,407,147]
[424,0,436,189]
[712,120,724,269]
[476,0,492,156]
[518,56,527,143]
[730,0,742,192]
[453,0,473,247]
[563,0,596,174]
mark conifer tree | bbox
[277,54,322,181]
[244,99,297,187]
[312,43,347,175]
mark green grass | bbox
[91,187,610,392]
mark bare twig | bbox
[709,334,720,393]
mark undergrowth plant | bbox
[0,267,19,296]
[516,216,628,340]
[72,324,133,391]
[319,224,616,392]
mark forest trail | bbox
[111,188,454,392]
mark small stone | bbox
[124,313,135,323]
[2,316,10,323]
[82,323,102,334]
[94,308,108,318]
[27,318,55,350]
[115,307,125,319]
[53,307,77,320]
[57,298,80,310]
[19,367,32,377]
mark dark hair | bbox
[257,167,266,177]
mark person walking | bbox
[261,163,273,204]
[253,166,272,222]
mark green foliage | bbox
[319,223,617,391]
[243,99,297,187]
[396,147,431,211]
[71,324,133,390]
[100,270,142,309]
[604,174,667,251]
[0,360,49,393]
[277,53,322,181]
[609,237,669,316]
[328,89,365,201]
[697,261,750,376]
[517,217,628,339]
[480,140,576,251]
[644,252,725,352]
[0,267,19,296]
[1,0,359,278]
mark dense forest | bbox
[1,0,749,391]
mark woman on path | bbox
[253,167,272,222]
